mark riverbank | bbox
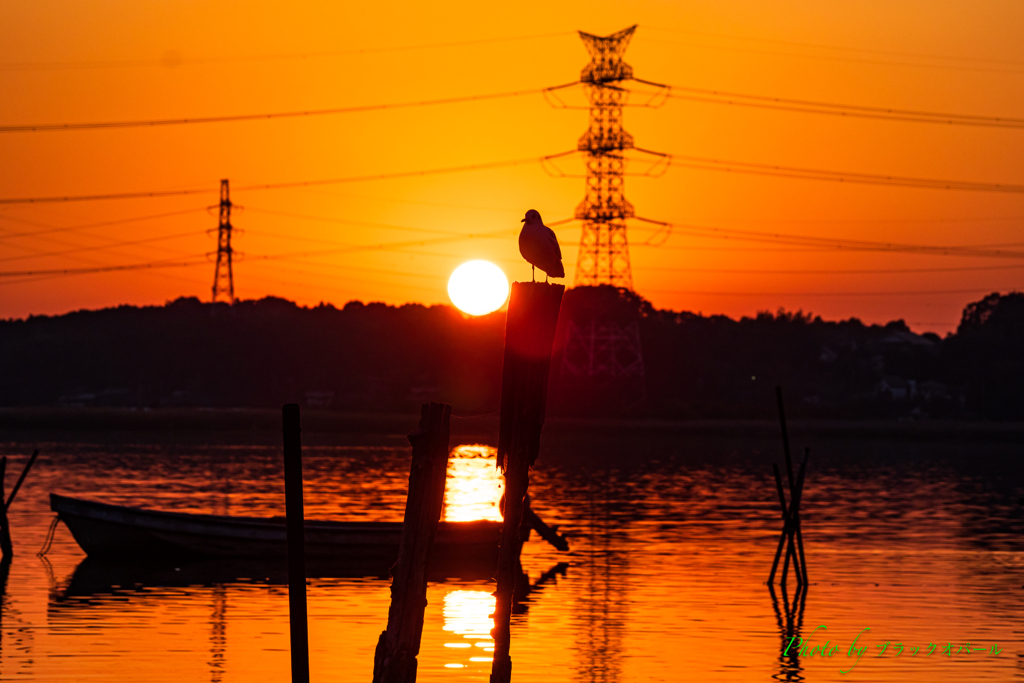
[2,407,1023,444]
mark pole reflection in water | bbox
[770,581,808,683]
[443,445,503,522]
[208,584,227,683]
[0,557,9,664]
[572,470,627,683]
[442,590,495,669]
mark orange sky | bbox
[2,0,1024,334]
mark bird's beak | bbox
[521,218,526,222]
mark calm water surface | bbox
[0,431,1021,682]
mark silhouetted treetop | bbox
[0,290,1019,419]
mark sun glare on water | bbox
[443,444,503,522]
[447,260,509,316]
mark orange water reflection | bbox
[441,589,495,670]
[11,439,1024,683]
[443,444,503,522]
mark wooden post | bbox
[0,458,10,559]
[768,464,795,584]
[771,388,810,587]
[775,388,796,510]
[5,449,39,511]
[491,282,564,683]
[795,449,810,584]
[282,404,309,683]
[373,401,453,683]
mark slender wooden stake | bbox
[491,282,564,683]
[0,458,10,559]
[6,449,39,510]
[786,456,809,585]
[768,464,800,584]
[282,404,309,683]
[768,465,788,584]
[775,387,795,498]
[373,402,453,683]
[795,449,810,584]
[771,387,810,588]
[769,456,808,587]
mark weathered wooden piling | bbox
[491,281,564,683]
[282,404,310,683]
[373,401,453,683]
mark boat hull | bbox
[50,493,502,564]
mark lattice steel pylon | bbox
[573,25,638,289]
[210,179,235,303]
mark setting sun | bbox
[447,261,510,316]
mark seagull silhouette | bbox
[519,209,565,282]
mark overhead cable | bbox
[0,88,558,133]
[0,154,564,204]
[0,257,209,279]
[0,31,574,71]
[638,25,1024,68]
[0,207,209,239]
[661,154,1024,194]
[633,216,1024,259]
[650,82,1024,129]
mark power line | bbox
[638,25,1024,68]
[0,32,574,71]
[0,257,209,279]
[0,87,561,133]
[0,87,563,134]
[242,261,442,295]
[639,35,1024,76]
[0,213,582,281]
[242,206,475,238]
[0,153,562,204]
[0,207,209,239]
[643,286,1014,297]
[637,263,1024,275]
[0,228,515,279]
[660,154,1024,194]
[0,186,212,205]
[642,82,1024,129]
[0,228,204,263]
[230,153,568,193]
[633,216,1024,259]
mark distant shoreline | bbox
[2,407,1022,443]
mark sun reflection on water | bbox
[443,444,503,522]
[442,589,495,669]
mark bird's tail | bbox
[551,261,566,278]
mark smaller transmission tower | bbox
[211,179,235,303]
[574,25,637,290]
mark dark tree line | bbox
[1,289,1021,420]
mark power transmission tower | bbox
[560,319,645,378]
[545,26,672,413]
[573,25,638,289]
[211,179,235,303]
